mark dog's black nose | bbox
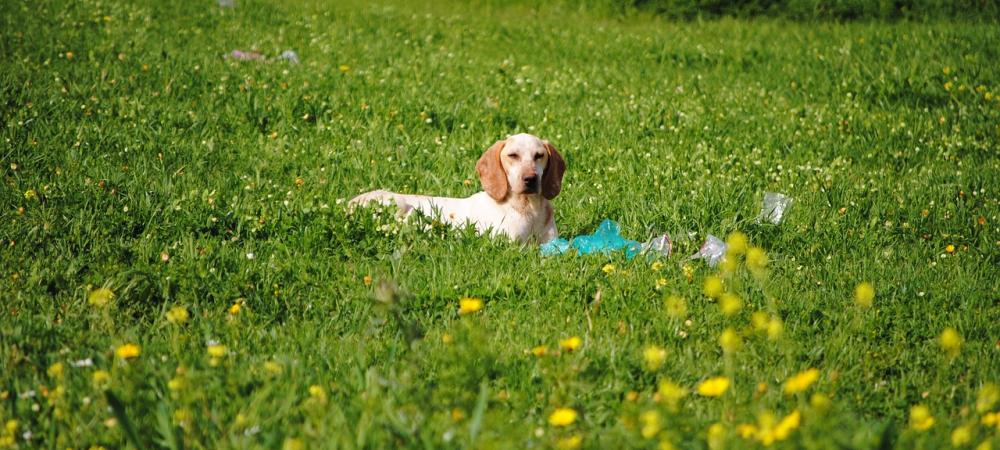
[524,175,539,191]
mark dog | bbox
[349,133,565,244]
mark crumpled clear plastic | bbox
[757,192,792,225]
[278,50,300,64]
[688,234,727,267]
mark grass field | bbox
[2,0,1000,448]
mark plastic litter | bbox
[757,192,792,225]
[278,50,300,64]
[688,234,726,267]
[218,0,235,7]
[224,49,300,64]
[224,50,264,61]
[540,219,670,260]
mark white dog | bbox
[349,133,565,244]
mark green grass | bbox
[2,0,999,448]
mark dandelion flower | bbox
[282,438,305,450]
[165,306,189,324]
[548,408,578,427]
[308,385,327,404]
[939,327,962,357]
[640,410,662,439]
[726,231,748,255]
[682,264,694,282]
[556,434,582,450]
[656,379,686,408]
[746,247,768,273]
[264,361,283,376]
[697,376,730,397]
[951,425,972,447]
[47,362,64,379]
[207,343,227,358]
[854,282,875,308]
[458,297,483,315]
[530,345,547,357]
[441,333,454,344]
[977,383,999,413]
[703,276,724,299]
[92,370,111,389]
[643,345,667,371]
[707,423,725,449]
[665,295,687,318]
[783,368,820,395]
[719,328,742,354]
[602,263,615,275]
[810,392,831,413]
[719,293,742,316]
[115,343,140,360]
[909,404,935,431]
[559,336,582,352]
[736,423,758,439]
[766,317,784,340]
[88,287,114,307]
[651,261,664,272]
[773,410,801,440]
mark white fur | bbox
[349,133,560,244]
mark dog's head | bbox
[476,133,565,202]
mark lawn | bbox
[1,0,999,448]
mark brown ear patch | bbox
[476,140,508,201]
[541,141,565,200]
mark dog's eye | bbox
[507,153,520,160]
[533,153,543,160]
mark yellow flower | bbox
[854,282,875,308]
[773,410,801,440]
[640,410,662,439]
[556,434,582,450]
[736,423,758,439]
[115,343,140,360]
[656,379,686,408]
[338,64,350,73]
[548,408,578,427]
[264,361,283,376]
[167,376,184,392]
[282,437,305,450]
[602,263,615,274]
[166,306,189,324]
[725,231,748,255]
[308,385,327,404]
[229,301,242,315]
[707,422,726,449]
[207,343,227,358]
[697,376,730,397]
[977,383,999,413]
[719,293,742,316]
[88,287,114,307]
[655,278,668,290]
[746,247,768,273]
[945,244,956,254]
[983,412,999,427]
[643,345,667,371]
[939,327,962,357]
[703,276,724,298]
[783,368,820,395]
[441,333,454,344]
[719,256,738,274]
[651,261,664,271]
[47,362,64,379]
[24,189,37,201]
[363,275,372,286]
[451,408,465,422]
[909,404,935,431]
[766,316,784,340]
[719,328,742,354]
[458,297,483,315]
[530,345,547,357]
[810,392,831,413]
[559,336,582,352]
[682,264,694,282]
[951,425,972,447]
[92,370,111,389]
[944,81,954,91]
[665,295,687,318]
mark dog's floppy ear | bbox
[477,139,508,201]
[541,141,565,200]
